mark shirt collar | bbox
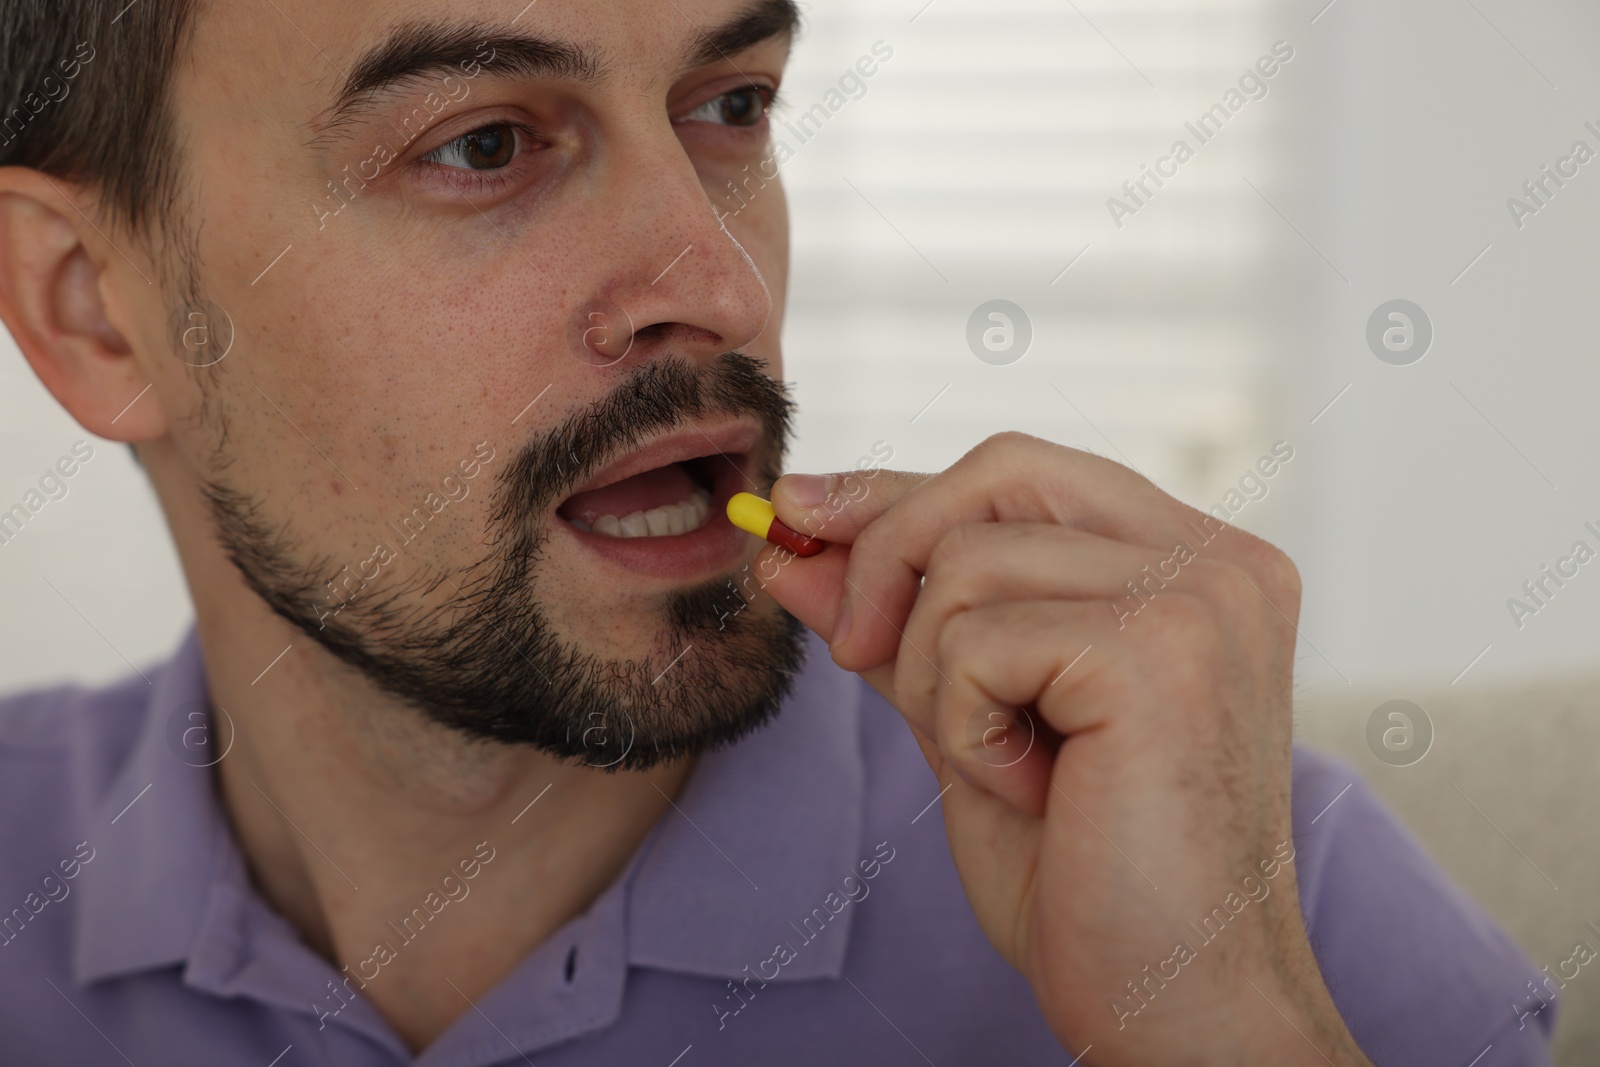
[626,628,866,982]
[443,630,866,1061]
[70,624,867,1051]
[71,629,413,1052]
[73,626,229,986]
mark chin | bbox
[206,352,807,769]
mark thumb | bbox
[758,539,896,705]
[761,467,930,634]
[770,468,932,544]
[758,467,930,704]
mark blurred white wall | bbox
[2,0,1597,699]
[0,367,190,690]
[1290,0,1600,694]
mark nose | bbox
[577,136,773,368]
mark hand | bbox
[759,433,1372,1066]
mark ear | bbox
[0,168,170,442]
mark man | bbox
[0,1,1554,1064]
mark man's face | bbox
[144,0,805,766]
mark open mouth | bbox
[558,457,721,538]
[550,422,763,579]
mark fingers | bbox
[926,595,1222,816]
[754,542,899,704]
[830,433,1298,672]
[762,466,931,661]
[755,542,847,638]
[893,522,1168,733]
[920,545,1296,819]
[761,433,1303,829]
[928,599,1114,817]
[771,468,932,543]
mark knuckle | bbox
[1072,443,1143,482]
[849,507,894,558]
[890,652,938,733]
[1216,526,1302,604]
[1184,558,1259,620]
[936,607,991,667]
[1141,588,1216,639]
[968,430,1040,463]
[925,521,989,580]
[1257,544,1302,607]
[1135,594,1228,681]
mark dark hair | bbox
[1,2,198,250]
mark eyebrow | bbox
[321,22,599,132]
[684,0,802,69]
[321,0,801,132]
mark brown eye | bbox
[718,87,766,127]
[424,123,518,170]
[684,86,770,128]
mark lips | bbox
[552,421,763,579]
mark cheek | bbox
[294,250,562,435]
[195,267,545,564]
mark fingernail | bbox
[831,594,854,648]
[777,473,831,510]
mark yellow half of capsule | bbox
[726,492,776,540]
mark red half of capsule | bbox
[768,517,825,556]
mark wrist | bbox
[1053,967,1371,1067]
[1235,972,1372,1067]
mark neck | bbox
[144,438,693,1051]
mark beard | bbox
[202,352,807,771]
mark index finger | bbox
[827,432,1274,672]
[770,468,933,543]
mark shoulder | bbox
[1290,745,1554,1066]
[0,669,150,746]
[0,669,151,782]
[0,669,156,995]
[0,670,152,866]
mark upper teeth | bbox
[571,489,713,538]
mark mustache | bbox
[486,352,795,537]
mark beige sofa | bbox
[1295,675,1600,1064]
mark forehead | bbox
[180,0,791,118]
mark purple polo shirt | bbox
[0,626,1554,1065]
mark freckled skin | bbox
[29,6,802,1046]
[124,0,792,664]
